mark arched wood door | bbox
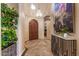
[29,19,38,40]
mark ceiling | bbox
[21,3,53,17]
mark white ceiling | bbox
[21,3,53,17]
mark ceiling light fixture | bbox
[31,4,36,10]
[36,9,42,17]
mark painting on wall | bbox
[54,3,66,12]
[53,3,74,33]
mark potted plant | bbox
[60,25,69,37]
[1,3,18,56]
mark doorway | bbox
[29,19,38,40]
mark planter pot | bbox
[2,43,17,56]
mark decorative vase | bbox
[64,33,68,38]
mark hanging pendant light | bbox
[36,9,42,17]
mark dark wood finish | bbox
[29,19,38,40]
[51,35,77,56]
[21,48,28,56]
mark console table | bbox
[51,34,77,56]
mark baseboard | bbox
[21,48,28,56]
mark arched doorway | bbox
[29,19,38,40]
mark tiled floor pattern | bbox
[24,39,53,56]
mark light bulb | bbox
[31,4,36,10]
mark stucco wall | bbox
[17,4,25,56]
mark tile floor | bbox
[24,39,53,56]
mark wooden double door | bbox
[29,19,38,40]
